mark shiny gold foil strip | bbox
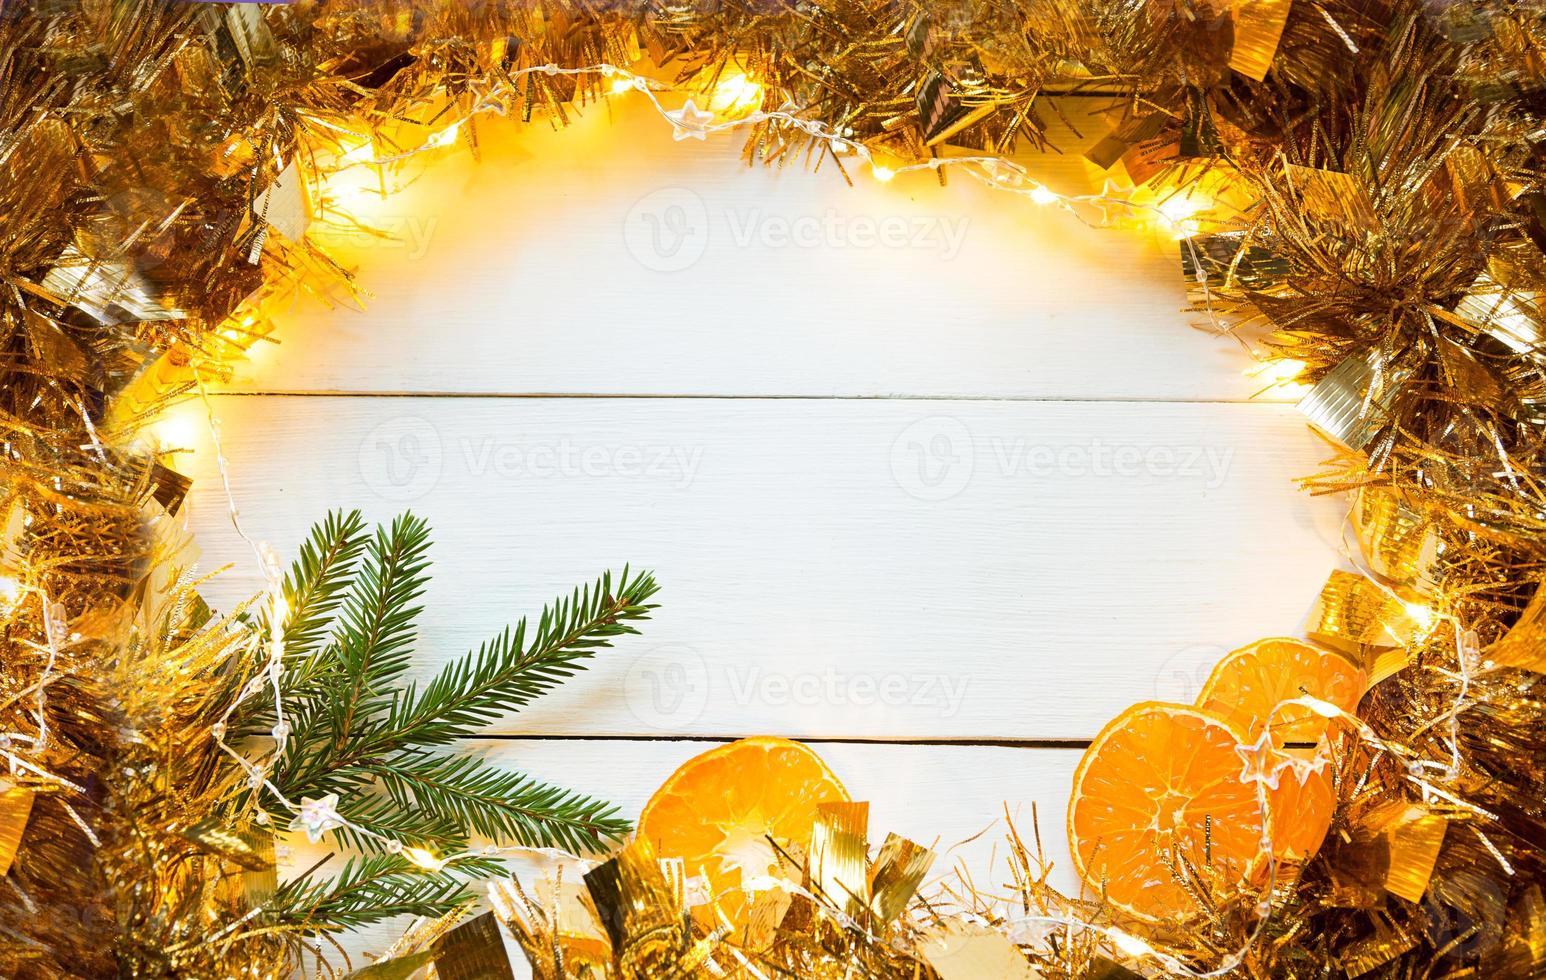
[1297,352,1391,452]
[1354,486,1440,595]
[1463,289,1543,354]
[256,158,311,243]
[918,920,1041,980]
[1229,0,1292,82]
[180,817,274,871]
[0,784,36,876]
[342,950,434,980]
[1383,807,1448,904]
[868,833,934,926]
[1490,581,1546,673]
[432,911,516,980]
[40,246,184,326]
[809,801,870,918]
[584,838,689,979]
[1307,570,1422,661]
[1285,164,1378,232]
[1341,923,1419,977]
[241,831,278,908]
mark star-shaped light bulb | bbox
[665,99,715,141]
[1234,730,1293,791]
[288,793,345,843]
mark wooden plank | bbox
[170,394,1345,741]
[222,96,1273,401]
[288,739,1083,974]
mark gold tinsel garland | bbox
[1,0,1544,976]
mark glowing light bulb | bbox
[1404,601,1435,631]
[1157,195,1202,223]
[1249,357,1310,395]
[872,165,896,183]
[152,408,201,453]
[709,71,763,112]
[609,77,636,95]
[1111,931,1157,959]
[1156,194,1208,239]
[403,846,448,872]
[1028,185,1059,206]
[0,575,20,610]
[426,122,462,149]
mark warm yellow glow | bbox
[152,407,203,453]
[706,71,763,113]
[609,77,636,95]
[0,575,21,609]
[339,135,376,166]
[1157,195,1203,224]
[1111,931,1156,959]
[1404,601,1436,631]
[1028,185,1060,206]
[426,122,462,149]
[871,165,896,183]
[403,846,447,872]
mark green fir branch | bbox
[233,509,655,933]
[382,568,661,748]
[370,751,631,852]
[268,853,503,933]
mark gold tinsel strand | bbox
[1,1,1544,977]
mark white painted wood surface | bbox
[174,395,1343,740]
[171,92,1347,975]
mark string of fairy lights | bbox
[145,58,1478,973]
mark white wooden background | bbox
[169,96,1347,972]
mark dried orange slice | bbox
[1197,638,1366,746]
[1267,759,1335,861]
[1068,703,1265,921]
[637,736,849,924]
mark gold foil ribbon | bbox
[1490,580,1546,673]
[343,951,434,980]
[1086,113,1166,171]
[1297,352,1394,452]
[249,159,312,262]
[0,784,36,876]
[1306,570,1423,663]
[1284,164,1378,233]
[1353,486,1440,596]
[868,833,934,926]
[917,920,1040,980]
[583,838,718,979]
[1382,807,1448,904]
[432,911,516,980]
[1229,0,1292,82]
[809,801,869,918]
[1341,922,1419,977]
[40,246,184,326]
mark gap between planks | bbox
[208,390,1299,405]
[456,733,1092,749]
